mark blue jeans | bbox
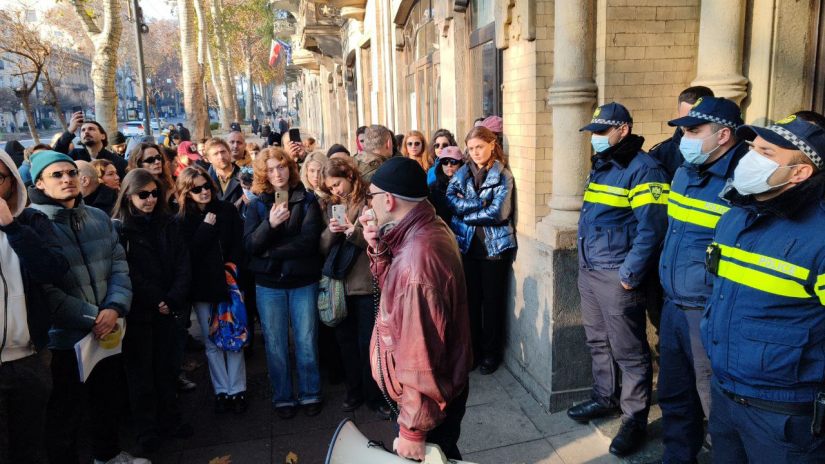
[256,283,322,407]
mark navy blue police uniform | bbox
[703,115,825,463]
[656,97,746,464]
[570,103,670,451]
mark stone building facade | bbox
[281,0,825,411]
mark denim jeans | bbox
[194,302,247,395]
[256,283,322,407]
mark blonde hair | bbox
[402,130,431,170]
[300,151,329,196]
[252,147,300,195]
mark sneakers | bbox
[230,392,248,414]
[177,373,197,393]
[275,405,297,419]
[215,393,230,414]
[93,451,152,464]
[303,401,324,417]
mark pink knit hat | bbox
[480,115,503,134]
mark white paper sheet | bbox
[73,318,126,382]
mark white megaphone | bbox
[325,418,476,464]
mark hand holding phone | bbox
[288,128,301,143]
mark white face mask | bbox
[730,150,799,195]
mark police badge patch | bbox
[650,183,663,200]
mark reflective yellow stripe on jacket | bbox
[584,182,669,209]
[816,274,825,305]
[714,242,812,299]
[667,191,730,229]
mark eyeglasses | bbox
[434,143,450,149]
[406,141,422,147]
[47,169,79,179]
[191,184,211,194]
[136,189,160,200]
[0,173,8,185]
[441,159,463,166]
[365,191,388,201]
[142,155,163,164]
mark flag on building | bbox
[268,39,292,67]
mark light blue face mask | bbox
[591,133,612,153]
[679,129,723,165]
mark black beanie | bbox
[371,157,429,199]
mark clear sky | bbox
[139,0,177,21]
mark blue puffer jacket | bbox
[28,189,132,350]
[446,160,517,257]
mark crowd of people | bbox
[2,87,825,464]
[0,110,514,463]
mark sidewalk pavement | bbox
[144,336,670,464]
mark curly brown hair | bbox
[175,166,219,217]
[319,157,366,207]
[252,147,300,195]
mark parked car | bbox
[121,121,146,137]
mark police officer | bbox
[567,102,670,456]
[657,97,747,464]
[703,111,825,463]
[649,86,716,179]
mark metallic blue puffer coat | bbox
[446,160,517,257]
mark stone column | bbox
[540,0,597,248]
[691,0,748,104]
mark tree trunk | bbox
[205,42,228,130]
[177,0,209,140]
[192,0,212,137]
[43,70,68,131]
[207,0,237,126]
[244,47,253,121]
[19,93,40,144]
[88,0,123,136]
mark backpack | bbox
[317,275,347,327]
[209,263,249,351]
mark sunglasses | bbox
[47,169,79,179]
[191,184,211,194]
[142,155,163,164]
[441,159,463,166]
[406,141,422,147]
[136,189,160,200]
[434,143,451,149]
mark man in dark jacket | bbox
[53,111,128,180]
[0,149,70,464]
[361,157,471,461]
[76,160,117,216]
[27,151,144,464]
[205,138,244,208]
[648,86,715,179]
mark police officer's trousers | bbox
[658,299,711,464]
[578,268,652,425]
[709,381,825,463]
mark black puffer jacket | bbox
[244,185,322,289]
[115,213,190,322]
[179,199,244,303]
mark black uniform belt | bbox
[676,304,703,311]
[721,389,813,416]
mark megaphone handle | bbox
[423,444,449,464]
